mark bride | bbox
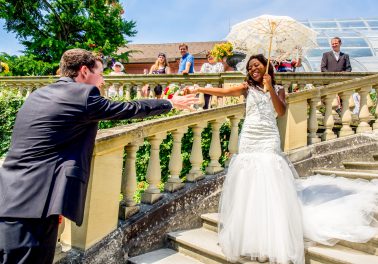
[186,54,378,264]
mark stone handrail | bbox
[1,72,377,99]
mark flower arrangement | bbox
[0,62,10,74]
[163,83,181,99]
[210,42,233,61]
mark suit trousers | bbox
[0,215,59,264]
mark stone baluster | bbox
[367,90,375,120]
[141,133,166,204]
[373,89,378,131]
[331,94,340,118]
[102,83,111,97]
[120,140,143,219]
[322,94,337,141]
[339,91,354,137]
[211,82,219,108]
[25,86,33,97]
[186,122,207,182]
[124,84,132,100]
[308,97,321,144]
[206,119,224,174]
[149,82,156,99]
[17,87,24,97]
[225,116,241,167]
[198,93,205,111]
[165,127,188,192]
[136,83,143,99]
[356,85,373,133]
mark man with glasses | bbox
[178,43,194,74]
[0,48,198,264]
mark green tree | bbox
[0,0,137,64]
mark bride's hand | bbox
[263,74,273,91]
[183,86,199,95]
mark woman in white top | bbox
[200,52,224,109]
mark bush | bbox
[0,88,25,157]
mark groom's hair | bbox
[245,54,276,86]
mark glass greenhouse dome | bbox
[298,18,378,72]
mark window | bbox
[311,22,338,28]
[367,21,378,27]
[341,38,369,47]
[307,48,329,57]
[317,38,330,47]
[338,21,366,28]
[342,48,373,57]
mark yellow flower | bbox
[0,62,9,74]
[210,42,233,61]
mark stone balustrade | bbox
[2,72,378,253]
[1,72,376,99]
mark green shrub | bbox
[0,88,25,157]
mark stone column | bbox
[357,85,373,133]
[125,84,132,100]
[308,97,321,144]
[206,119,224,174]
[186,122,206,182]
[339,91,354,137]
[225,116,241,167]
[119,140,143,220]
[373,89,378,131]
[136,83,143,99]
[141,133,166,204]
[322,94,337,141]
[165,127,188,192]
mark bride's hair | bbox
[245,54,276,86]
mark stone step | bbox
[307,244,378,264]
[342,161,378,170]
[201,213,218,232]
[338,235,378,256]
[128,248,205,264]
[168,227,257,264]
[201,213,378,257]
[312,168,378,181]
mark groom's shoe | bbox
[257,256,269,263]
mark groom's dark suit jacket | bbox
[320,51,352,72]
[0,77,172,225]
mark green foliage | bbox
[0,0,137,64]
[0,88,25,157]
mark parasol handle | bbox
[264,34,273,93]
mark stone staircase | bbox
[128,155,378,264]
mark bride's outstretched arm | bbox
[185,83,248,97]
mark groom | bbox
[0,48,198,264]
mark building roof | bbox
[118,41,225,63]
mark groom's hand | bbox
[169,92,199,110]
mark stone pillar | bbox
[206,119,224,174]
[119,141,143,220]
[357,85,373,133]
[165,127,188,192]
[125,84,132,100]
[308,97,321,144]
[136,83,143,99]
[373,89,378,131]
[225,116,241,167]
[141,133,166,204]
[322,94,337,141]
[186,122,206,182]
[339,91,354,137]
[60,146,125,250]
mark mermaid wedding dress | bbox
[218,85,378,264]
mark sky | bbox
[0,0,377,55]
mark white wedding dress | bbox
[218,85,378,264]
